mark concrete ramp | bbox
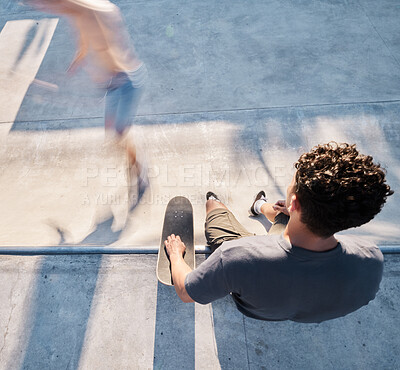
[1,104,400,248]
[1,0,400,368]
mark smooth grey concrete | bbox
[0,254,399,369]
[1,0,400,368]
[1,0,400,122]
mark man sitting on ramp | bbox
[164,142,393,323]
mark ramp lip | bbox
[0,245,399,255]
[0,245,212,255]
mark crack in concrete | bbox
[0,303,16,359]
[243,315,251,370]
[0,263,20,361]
[357,0,400,68]
[3,99,400,126]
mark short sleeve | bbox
[184,247,231,304]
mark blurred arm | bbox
[67,16,89,74]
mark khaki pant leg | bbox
[205,208,253,250]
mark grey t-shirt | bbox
[185,234,383,323]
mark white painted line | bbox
[0,18,59,125]
[32,78,59,91]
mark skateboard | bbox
[157,196,195,286]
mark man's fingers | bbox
[164,234,185,248]
[165,235,173,246]
[167,234,181,242]
[164,234,179,246]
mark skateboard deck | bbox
[157,196,195,286]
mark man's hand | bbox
[163,234,194,303]
[164,234,186,260]
[273,200,289,216]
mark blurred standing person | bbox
[26,0,148,204]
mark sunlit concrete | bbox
[1,0,400,368]
[1,105,399,247]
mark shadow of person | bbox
[248,214,272,234]
[153,282,195,370]
[55,215,124,246]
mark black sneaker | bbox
[249,190,267,216]
[206,191,220,202]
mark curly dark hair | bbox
[294,142,393,237]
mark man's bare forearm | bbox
[169,254,194,303]
[164,234,195,303]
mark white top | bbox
[37,0,142,82]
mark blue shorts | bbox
[104,64,147,135]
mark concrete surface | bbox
[1,0,400,368]
[0,254,399,369]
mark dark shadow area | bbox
[18,213,124,369]
[10,23,37,74]
[54,215,123,246]
[11,116,104,131]
[249,214,272,234]
[211,297,250,369]
[78,216,121,245]
[18,254,102,369]
[153,282,195,370]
